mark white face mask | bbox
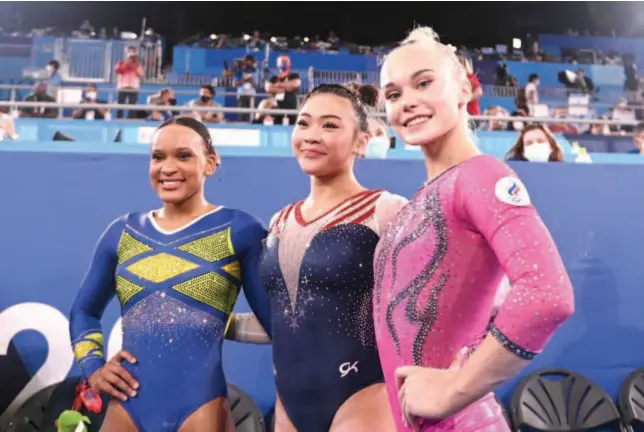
[524,142,552,162]
[365,136,390,159]
[86,91,97,100]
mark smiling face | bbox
[291,93,368,178]
[149,124,217,205]
[381,42,469,147]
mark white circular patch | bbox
[494,176,531,207]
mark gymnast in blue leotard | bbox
[227,84,407,432]
[69,116,271,432]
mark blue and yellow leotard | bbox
[69,207,271,432]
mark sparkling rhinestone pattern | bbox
[116,275,145,307]
[177,228,235,262]
[172,272,239,314]
[126,252,199,283]
[122,291,226,367]
[373,155,575,432]
[117,231,153,264]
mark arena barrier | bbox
[1,148,644,430]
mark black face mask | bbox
[168,98,177,106]
[200,95,211,103]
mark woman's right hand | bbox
[88,349,139,401]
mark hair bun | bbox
[344,82,380,108]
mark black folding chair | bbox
[510,368,626,431]
[619,368,644,432]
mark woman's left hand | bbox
[395,350,466,430]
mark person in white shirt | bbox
[524,73,540,115]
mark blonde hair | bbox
[396,26,471,100]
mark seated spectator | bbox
[609,97,635,133]
[0,109,18,141]
[548,106,579,134]
[246,30,265,51]
[481,106,508,131]
[507,89,531,132]
[365,118,390,159]
[187,85,223,123]
[627,122,644,154]
[71,84,108,120]
[505,124,564,163]
[19,82,57,118]
[584,118,610,136]
[146,88,176,121]
[252,97,278,125]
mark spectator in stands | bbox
[247,30,265,51]
[71,84,108,120]
[235,55,258,122]
[549,106,579,134]
[45,60,62,100]
[482,106,508,131]
[524,73,539,113]
[265,55,301,125]
[146,88,176,121]
[505,124,564,162]
[585,118,610,136]
[114,46,144,119]
[628,122,644,154]
[459,56,482,117]
[0,109,18,141]
[609,97,635,133]
[365,117,391,159]
[188,85,223,123]
[19,82,57,119]
[252,97,278,125]
[507,89,531,132]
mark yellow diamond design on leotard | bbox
[116,276,145,307]
[221,261,241,280]
[126,253,199,283]
[177,228,235,262]
[117,231,153,264]
[172,272,239,313]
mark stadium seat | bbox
[619,368,644,432]
[6,378,265,432]
[509,368,625,431]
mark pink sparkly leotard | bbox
[373,155,575,431]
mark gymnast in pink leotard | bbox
[374,27,575,431]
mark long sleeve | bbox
[69,217,124,379]
[232,212,272,337]
[455,156,574,359]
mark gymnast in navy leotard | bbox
[229,84,406,432]
[69,117,271,432]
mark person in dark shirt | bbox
[265,55,301,125]
[20,82,57,118]
[72,84,108,120]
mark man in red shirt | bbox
[459,56,483,116]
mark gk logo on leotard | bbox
[339,361,359,378]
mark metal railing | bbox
[0,100,639,129]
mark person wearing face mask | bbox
[72,84,108,120]
[265,55,301,125]
[365,117,391,159]
[505,124,564,163]
[187,85,223,123]
[114,46,144,119]
[45,60,62,100]
[146,88,176,122]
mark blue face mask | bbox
[279,63,288,72]
[365,137,390,159]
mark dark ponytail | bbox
[302,83,380,133]
[156,116,220,164]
